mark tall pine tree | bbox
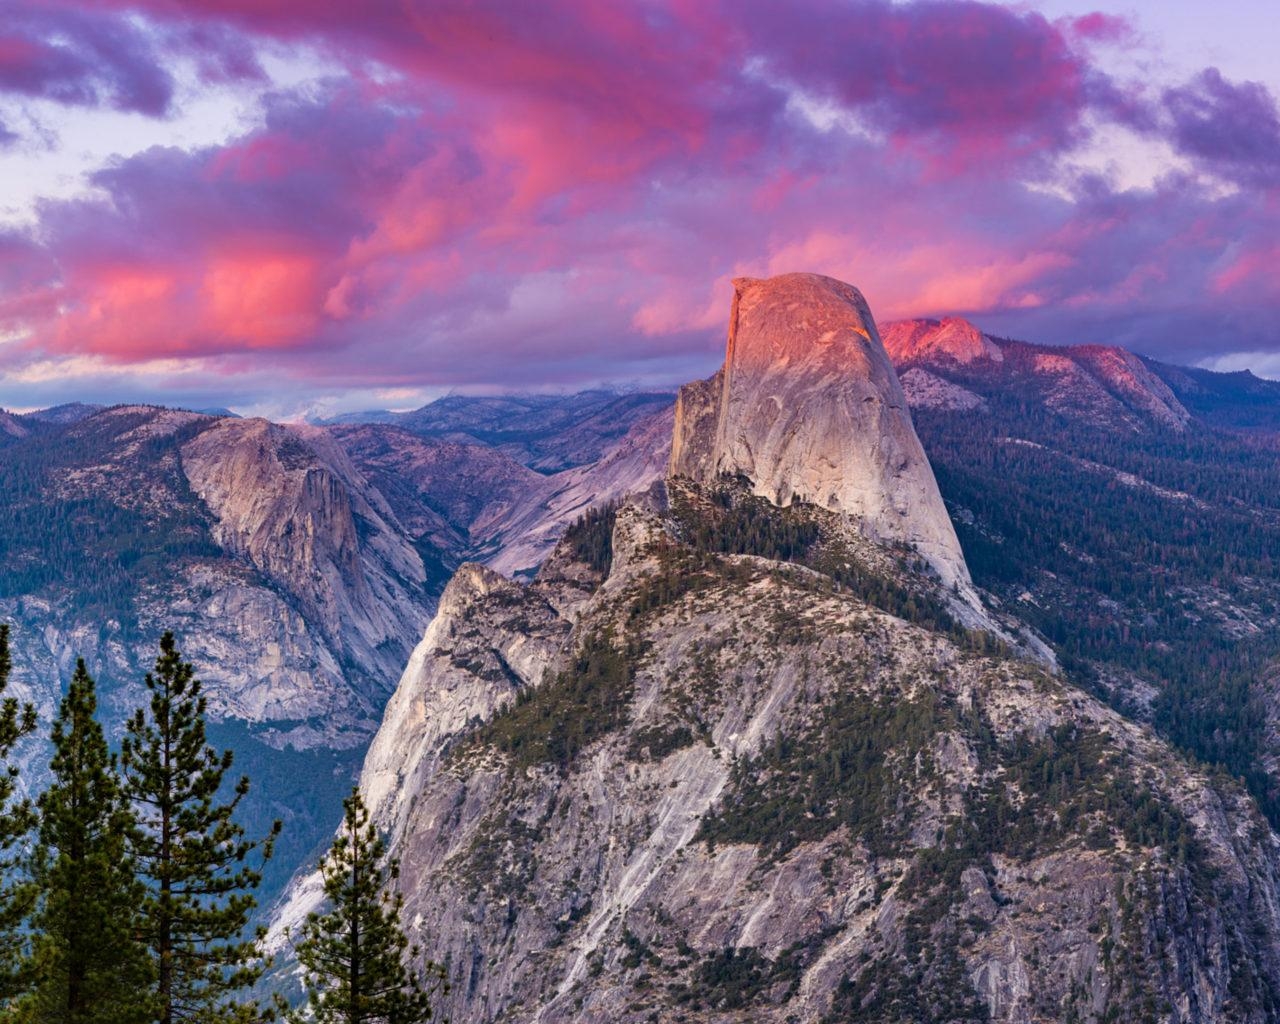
[121,632,280,1024]
[0,624,37,1001]
[23,659,152,1024]
[292,788,446,1024]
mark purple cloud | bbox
[1164,68,1280,188]
[0,2,174,115]
[736,0,1106,168]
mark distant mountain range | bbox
[885,314,1280,433]
[314,390,674,473]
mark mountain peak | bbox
[670,272,970,587]
[881,316,1004,365]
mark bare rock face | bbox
[670,273,970,587]
[359,563,570,828]
[267,559,573,950]
[899,366,988,412]
[180,418,431,699]
[1068,345,1191,430]
[881,316,1005,365]
[669,370,722,482]
[0,410,29,438]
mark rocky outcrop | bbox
[0,410,29,438]
[881,316,1005,365]
[359,563,570,828]
[668,370,722,481]
[899,366,988,412]
[1068,345,1191,430]
[670,273,970,588]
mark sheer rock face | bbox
[180,417,431,702]
[670,273,970,587]
[359,562,570,829]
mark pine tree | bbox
[22,659,152,1024]
[0,624,37,1000]
[292,788,446,1024]
[120,632,280,1024]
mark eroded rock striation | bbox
[670,273,970,588]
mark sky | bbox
[0,1,1277,419]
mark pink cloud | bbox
[1,0,1279,406]
[1064,12,1135,45]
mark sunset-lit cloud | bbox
[0,0,1277,413]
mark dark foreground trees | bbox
[0,625,443,1021]
[0,625,36,998]
[0,631,282,1021]
[22,659,152,1024]
[292,788,446,1024]
[121,632,281,1024]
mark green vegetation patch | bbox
[562,502,618,576]
[698,689,948,859]
[912,400,1280,827]
[470,630,636,773]
[666,930,840,1013]
[626,722,699,762]
[670,476,1007,656]
[674,477,821,563]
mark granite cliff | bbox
[671,274,970,589]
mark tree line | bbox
[0,624,445,1024]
